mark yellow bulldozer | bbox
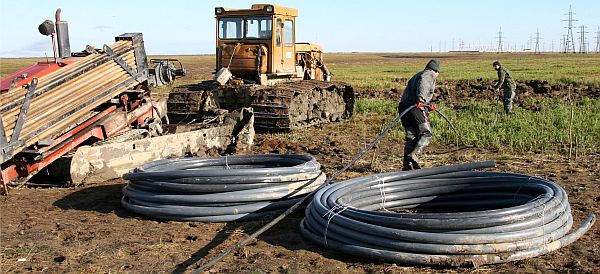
[168,4,354,131]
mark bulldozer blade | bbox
[69,108,254,185]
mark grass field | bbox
[356,97,600,155]
[4,52,600,86]
[325,52,600,90]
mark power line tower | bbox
[578,25,588,53]
[595,27,600,53]
[562,5,577,53]
[534,29,541,53]
[496,27,504,53]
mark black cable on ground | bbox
[300,163,596,267]
[121,154,325,222]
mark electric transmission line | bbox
[560,35,566,53]
[595,27,600,53]
[562,5,577,53]
[578,25,588,53]
[496,27,504,53]
[534,29,541,54]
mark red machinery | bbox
[0,10,172,194]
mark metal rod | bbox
[0,42,134,112]
[2,62,130,139]
[0,40,143,161]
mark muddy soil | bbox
[1,114,599,273]
[359,79,600,110]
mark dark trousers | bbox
[398,103,432,169]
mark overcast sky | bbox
[1,0,599,57]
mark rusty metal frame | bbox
[1,78,38,163]
[0,112,7,148]
[0,58,115,113]
[0,99,157,194]
[0,34,152,195]
[0,106,115,195]
[20,105,117,161]
[0,72,144,194]
[104,44,137,76]
[15,72,144,155]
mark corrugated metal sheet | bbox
[0,40,144,161]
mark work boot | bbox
[407,133,431,170]
[402,156,412,171]
[402,127,418,171]
[407,153,421,169]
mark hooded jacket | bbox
[399,69,437,106]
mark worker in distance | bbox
[492,60,516,114]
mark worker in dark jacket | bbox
[397,59,440,170]
[493,61,516,113]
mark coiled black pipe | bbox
[300,162,596,266]
[122,154,324,222]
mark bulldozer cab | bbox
[215,4,302,84]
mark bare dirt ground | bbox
[1,114,599,273]
[1,54,599,273]
[360,79,600,109]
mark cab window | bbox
[276,19,282,46]
[284,20,293,45]
[219,17,243,39]
[246,17,272,39]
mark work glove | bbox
[427,104,437,111]
[416,101,425,109]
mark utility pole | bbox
[595,27,600,53]
[578,25,588,53]
[496,27,504,53]
[534,29,541,54]
[560,35,566,53]
[562,5,577,53]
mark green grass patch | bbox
[326,53,600,90]
[355,98,600,154]
[355,98,398,115]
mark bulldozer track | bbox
[247,81,354,131]
[167,80,354,132]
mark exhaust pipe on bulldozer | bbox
[54,8,71,59]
